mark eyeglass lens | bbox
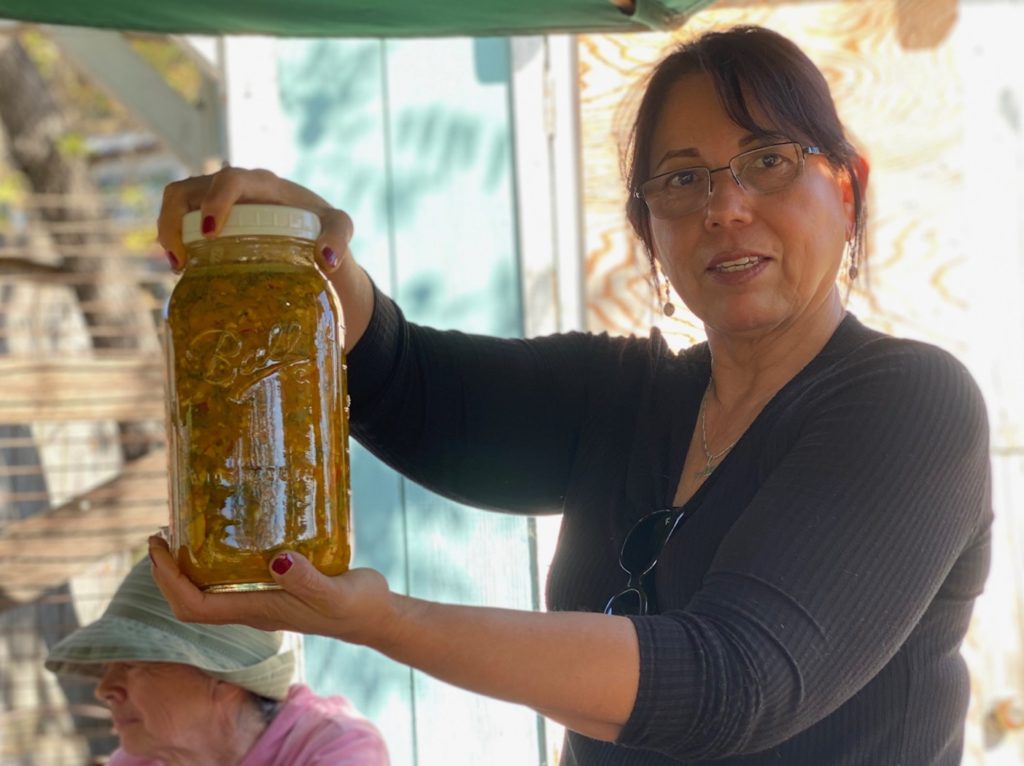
[620,509,682,574]
[605,508,687,616]
[604,588,644,616]
[641,142,806,220]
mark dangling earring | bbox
[845,222,859,282]
[660,274,676,316]
[649,252,676,317]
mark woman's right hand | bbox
[158,167,375,351]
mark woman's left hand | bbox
[148,537,398,646]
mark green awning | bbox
[0,0,714,37]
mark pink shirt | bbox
[107,684,389,765]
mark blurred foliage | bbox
[0,170,28,229]
[19,28,128,134]
[55,132,88,159]
[121,226,158,253]
[4,28,192,260]
[17,28,203,136]
[117,185,148,208]
[128,36,203,104]
[0,172,28,205]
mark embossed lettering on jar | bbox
[165,205,351,591]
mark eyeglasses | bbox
[635,142,823,220]
[604,508,690,616]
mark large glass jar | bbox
[165,205,351,592]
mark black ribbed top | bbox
[348,286,992,766]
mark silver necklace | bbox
[695,382,738,479]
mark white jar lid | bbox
[182,204,321,244]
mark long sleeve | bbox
[347,283,628,514]
[617,336,991,761]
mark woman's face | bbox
[95,661,228,760]
[646,73,853,338]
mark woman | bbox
[151,26,991,765]
[46,558,389,765]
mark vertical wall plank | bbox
[275,35,540,764]
[275,37,416,766]
[382,36,541,765]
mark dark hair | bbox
[624,26,866,283]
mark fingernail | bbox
[201,215,216,235]
[271,553,294,575]
[166,250,180,270]
[148,547,158,569]
[322,246,338,267]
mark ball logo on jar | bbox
[184,321,310,401]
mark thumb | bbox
[268,551,330,603]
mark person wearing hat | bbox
[46,558,390,766]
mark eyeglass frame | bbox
[604,507,691,617]
[633,141,825,219]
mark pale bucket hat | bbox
[45,558,295,700]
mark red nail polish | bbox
[322,246,337,267]
[201,215,216,235]
[166,250,180,270]
[271,553,294,575]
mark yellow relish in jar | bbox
[165,204,351,591]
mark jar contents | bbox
[166,207,351,592]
